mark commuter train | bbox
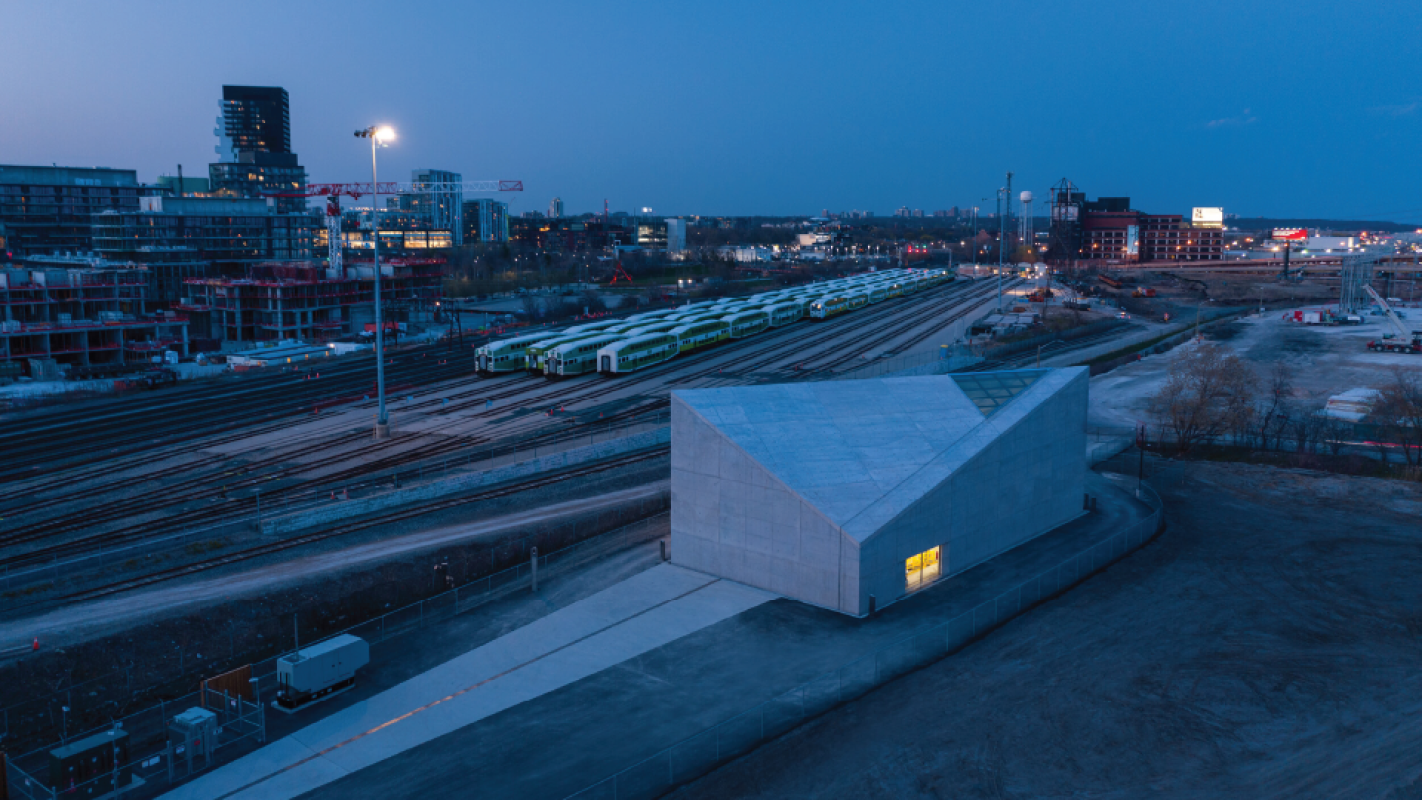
[479,267,953,377]
[598,333,680,374]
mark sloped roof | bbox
[674,369,1067,538]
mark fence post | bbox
[530,547,539,592]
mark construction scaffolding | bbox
[180,258,445,345]
[0,265,189,372]
[1339,254,1378,314]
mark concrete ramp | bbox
[160,565,774,800]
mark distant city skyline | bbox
[3,0,1421,222]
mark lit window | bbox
[906,546,942,591]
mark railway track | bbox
[10,447,669,612]
[0,346,481,482]
[956,321,1139,372]
[0,280,1000,576]
[788,281,1010,376]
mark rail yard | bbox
[0,273,1038,622]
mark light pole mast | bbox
[356,125,395,439]
[998,172,1013,311]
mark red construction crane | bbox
[261,181,524,271]
[264,180,523,199]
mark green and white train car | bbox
[525,332,608,372]
[598,333,679,374]
[623,309,678,325]
[761,301,805,327]
[562,320,623,335]
[617,322,682,339]
[544,334,626,377]
[477,333,552,373]
[808,295,857,319]
[669,320,731,353]
[720,309,771,338]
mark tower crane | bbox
[263,181,523,272]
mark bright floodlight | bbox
[375,126,396,144]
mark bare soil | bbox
[673,462,1422,799]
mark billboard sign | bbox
[1272,228,1308,241]
[1191,207,1224,228]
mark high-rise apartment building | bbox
[548,197,564,219]
[209,85,307,214]
[410,169,464,245]
[215,86,291,157]
[463,199,509,243]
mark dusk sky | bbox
[5,0,1420,221]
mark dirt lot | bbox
[1089,310,1421,432]
[674,463,1422,799]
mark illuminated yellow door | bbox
[905,546,942,591]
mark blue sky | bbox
[4,0,1419,220]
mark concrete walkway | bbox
[160,565,774,800]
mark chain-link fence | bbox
[565,491,1164,800]
[4,685,264,800]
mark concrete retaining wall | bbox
[260,427,671,537]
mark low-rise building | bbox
[1078,197,1223,262]
[0,165,143,257]
[671,369,1089,615]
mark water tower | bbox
[1019,190,1034,254]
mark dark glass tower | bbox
[210,85,307,214]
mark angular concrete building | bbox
[670,368,1089,616]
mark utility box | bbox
[168,706,218,779]
[48,728,130,796]
[275,635,369,712]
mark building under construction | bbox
[0,262,189,372]
[178,258,444,345]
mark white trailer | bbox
[275,634,370,712]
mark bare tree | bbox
[1285,393,1324,454]
[1317,411,1351,456]
[1250,363,1293,450]
[1374,368,1422,467]
[1149,344,1257,454]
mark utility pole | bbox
[997,176,1012,311]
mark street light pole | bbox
[356,125,395,439]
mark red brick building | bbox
[1077,198,1223,263]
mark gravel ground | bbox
[673,462,1422,799]
[1088,311,1422,432]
